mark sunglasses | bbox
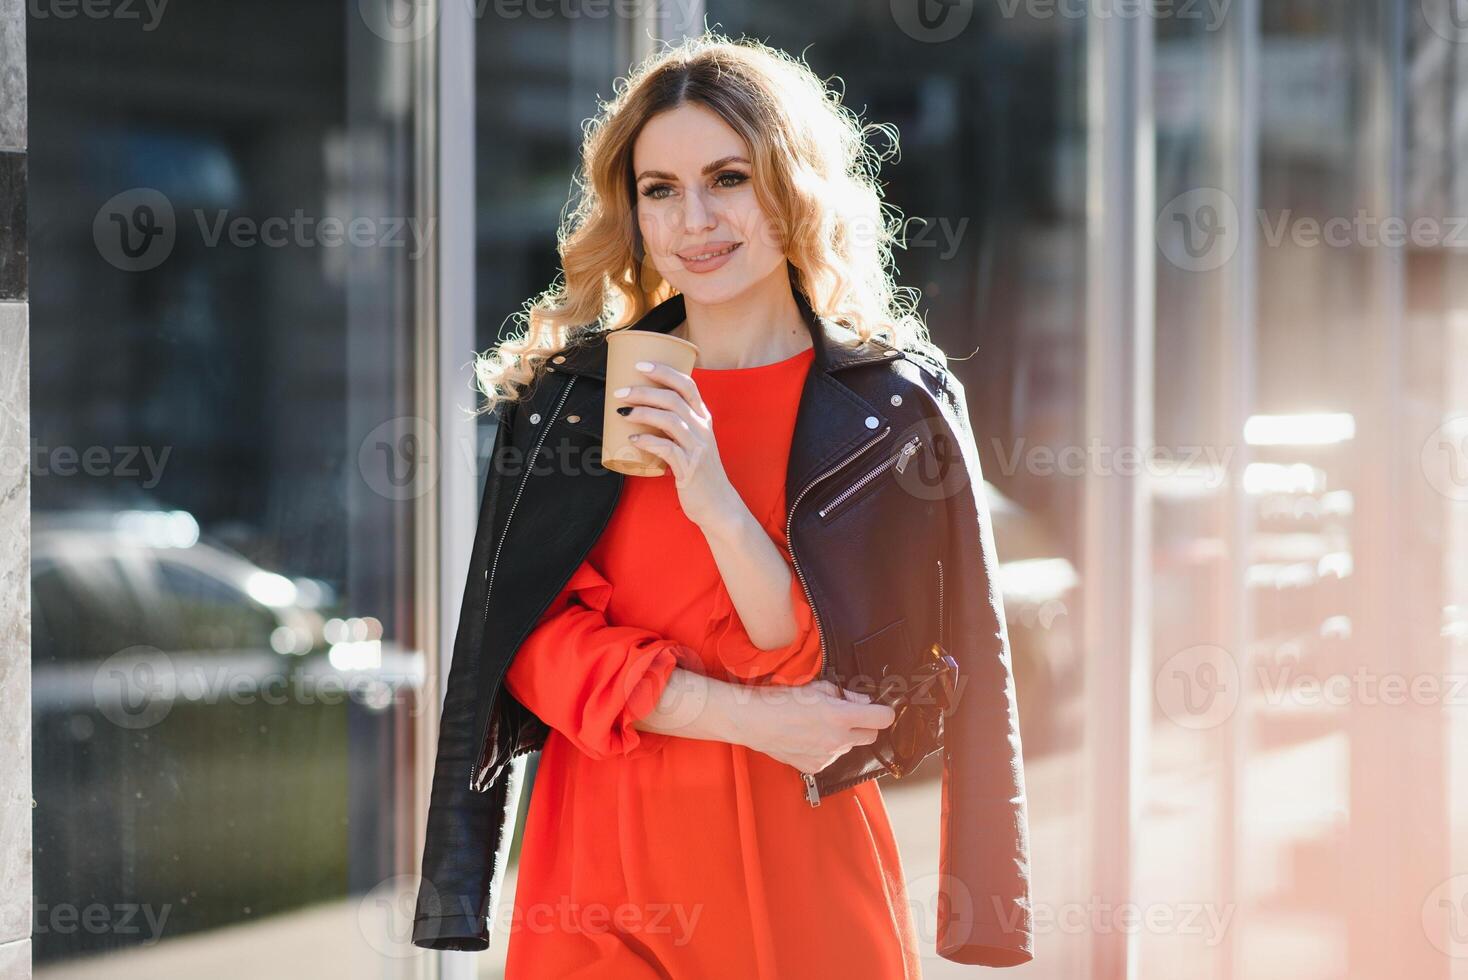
[868,643,959,778]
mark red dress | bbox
[502,343,922,979]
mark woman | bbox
[412,32,1032,977]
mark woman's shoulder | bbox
[878,337,956,402]
[896,341,949,382]
[504,320,602,405]
[872,343,976,447]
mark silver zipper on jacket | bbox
[936,557,945,651]
[815,434,922,519]
[786,424,892,806]
[470,376,577,792]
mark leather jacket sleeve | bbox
[934,372,1035,966]
[411,400,518,951]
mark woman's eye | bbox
[640,172,747,200]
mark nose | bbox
[678,187,717,236]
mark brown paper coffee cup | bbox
[603,329,700,477]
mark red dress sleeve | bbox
[705,504,824,686]
[504,556,687,761]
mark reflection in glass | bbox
[30,3,423,975]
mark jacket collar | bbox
[544,285,904,383]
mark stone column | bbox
[0,0,27,977]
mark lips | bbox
[676,242,741,262]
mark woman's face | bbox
[632,103,787,305]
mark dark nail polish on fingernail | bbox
[616,406,631,416]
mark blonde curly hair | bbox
[472,29,946,417]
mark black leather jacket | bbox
[411,287,1033,967]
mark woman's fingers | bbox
[833,698,897,730]
[623,405,691,446]
[616,382,701,426]
[807,678,871,703]
[807,678,841,698]
[633,360,705,415]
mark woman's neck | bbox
[671,273,814,370]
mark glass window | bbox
[1150,5,1465,979]
[29,2,424,973]
[474,15,622,352]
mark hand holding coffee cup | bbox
[602,330,699,477]
[602,331,746,533]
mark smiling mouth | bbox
[678,242,741,262]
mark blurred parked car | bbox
[30,509,422,960]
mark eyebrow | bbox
[634,155,750,182]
